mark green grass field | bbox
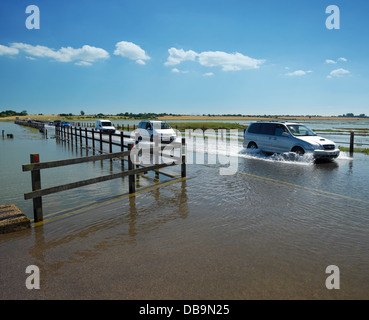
[168,122,248,131]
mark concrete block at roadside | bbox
[0,204,31,234]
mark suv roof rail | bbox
[255,120,286,123]
[254,120,301,123]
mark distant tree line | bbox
[91,112,177,119]
[59,113,74,117]
[115,112,164,119]
[339,113,367,118]
[0,109,28,117]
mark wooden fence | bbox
[22,124,186,222]
[55,124,132,153]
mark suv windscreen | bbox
[287,124,316,136]
[101,121,112,126]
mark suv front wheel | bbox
[292,146,305,156]
[247,142,258,149]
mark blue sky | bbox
[0,0,368,116]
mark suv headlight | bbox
[312,144,324,150]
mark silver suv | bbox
[243,121,340,160]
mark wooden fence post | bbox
[80,127,82,145]
[350,132,354,157]
[75,126,77,144]
[181,137,186,178]
[30,153,43,222]
[85,128,88,147]
[109,132,113,153]
[120,131,124,168]
[99,130,103,152]
[128,144,135,193]
[120,131,124,151]
[92,129,95,151]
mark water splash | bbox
[238,148,315,165]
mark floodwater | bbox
[0,121,368,299]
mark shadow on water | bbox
[314,158,340,169]
[4,179,190,286]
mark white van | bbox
[95,119,116,134]
[136,120,177,143]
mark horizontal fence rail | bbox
[22,150,131,171]
[24,161,178,200]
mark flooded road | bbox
[1,121,368,299]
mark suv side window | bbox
[275,124,288,136]
[248,123,261,133]
[260,123,276,135]
[146,122,152,130]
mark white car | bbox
[243,121,340,160]
[95,119,116,134]
[136,120,177,143]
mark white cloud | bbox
[203,72,214,76]
[285,70,312,76]
[0,44,19,56]
[164,47,264,71]
[164,48,198,66]
[171,68,188,74]
[114,41,150,64]
[198,51,264,71]
[10,43,109,65]
[326,57,347,64]
[327,68,350,78]
[75,61,92,66]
